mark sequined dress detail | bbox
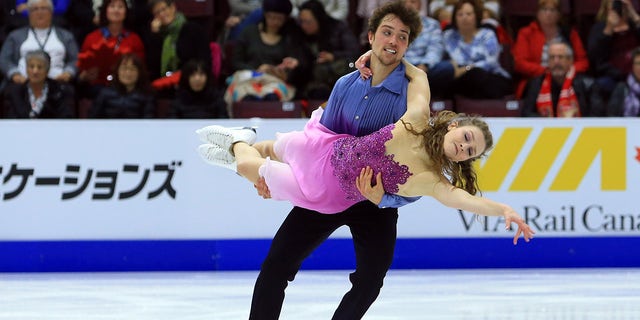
[259,107,412,214]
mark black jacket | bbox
[4,79,74,118]
[91,86,155,118]
[521,73,605,117]
[169,87,228,119]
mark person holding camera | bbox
[587,0,640,101]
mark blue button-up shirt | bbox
[320,63,421,208]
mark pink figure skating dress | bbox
[259,108,412,214]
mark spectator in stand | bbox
[169,59,228,119]
[90,53,154,118]
[91,0,131,25]
[481,0,511,46]
[588,0,640,101]
[402,0,450,98]
[441,0,512,99]
[522,40,603,117]
[77,0,145,99]
[146,0,211,98]
[297,0,359,100]
[430,0,455,29]
[0,0,78,87]
[4,50,74,118]
[291,0,349,21]
[221,0,263,42]
[15,0,66,15]
[607,46,640,116]
[512,0,589,99]
[229,0,309,101]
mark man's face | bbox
[547,43,572,79]
[368,14,410,67]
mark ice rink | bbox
[2,268,639,320]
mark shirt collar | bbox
[375,62,406,95]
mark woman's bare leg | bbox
[232,142,267,183]
[251,140,282,162]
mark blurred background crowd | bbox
[1,0,639,119]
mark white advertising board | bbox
[0,118,638,240]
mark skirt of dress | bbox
[258,107,356,214]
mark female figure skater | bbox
[197,60,535,244]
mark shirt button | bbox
[355,115,360,120]
[364,95,368,99]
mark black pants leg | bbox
[248,202,398,320]
[332,202,398,320]
[248,206,343,320]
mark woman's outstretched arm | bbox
[430,176,535,244]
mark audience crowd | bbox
[1,0,640,119]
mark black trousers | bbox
[248,201,399,320]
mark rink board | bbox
[1,118,639,271]
[1,237,640,272]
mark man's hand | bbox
[355,166,383,205]
[254,177,271,199]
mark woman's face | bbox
[118,59,139,90]
[443,124,487,163]
[107,0,127,24]
[536,3,560,27]
[189,70,207,92]
[264,11,287,32]
[455,3,477,33]
[298,9,319,35]
[26,57,48,84]
[152,1,176,26]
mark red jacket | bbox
[512,21,589,98]
[78,28,145,86]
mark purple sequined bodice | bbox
[330,124,412,201]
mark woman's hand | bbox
[355,50,373,79]
[355,166,384,205]
[254,177,272,199]
[503,207,536,245]
[452,61,472,79]
[278,57,299,70]
[150,18,162,33]
[621,0,640,24]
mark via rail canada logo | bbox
[475,127,638,192]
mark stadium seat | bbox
[77,98,93,118]
[232,101,306,118]
[155,98,173,118]
[454,95,521,117]
[430,99,455,113]
[175,0,213,18]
